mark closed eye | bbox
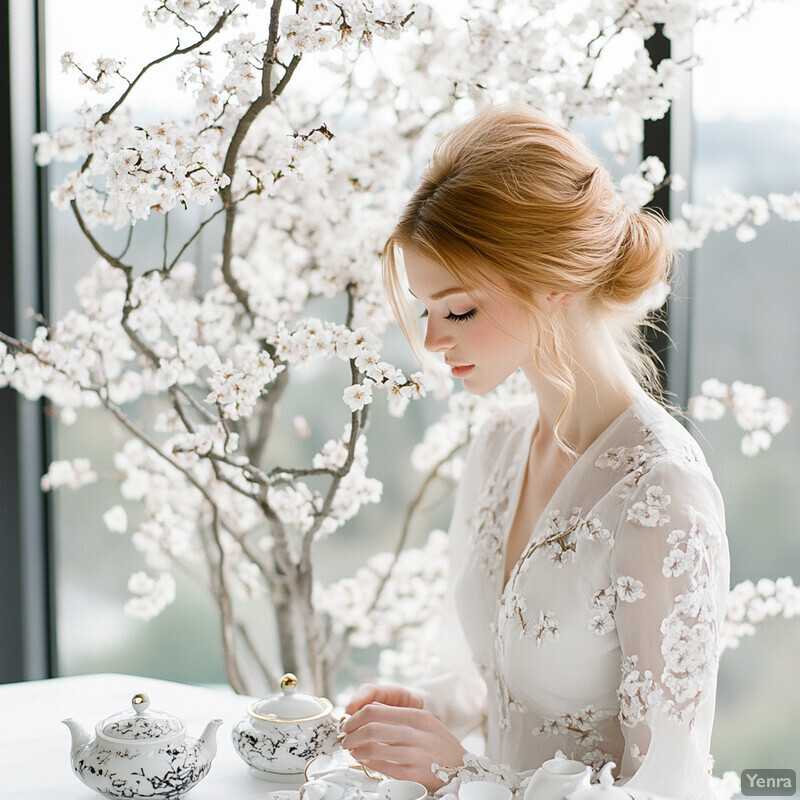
[446,309,477,322]
[418,308,477,322]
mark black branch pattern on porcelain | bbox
[232,718,339,774]
[73,742,211,799]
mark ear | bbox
[543,291,573,308]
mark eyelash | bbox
[419,309,477,323]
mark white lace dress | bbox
[416,396,730,799]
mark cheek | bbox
[472,318,529,358]
[470,318,506,348]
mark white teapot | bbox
[524,752,592,800]
[62,692,222,800]
[232,673,339,780]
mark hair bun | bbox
[599,206,673,308]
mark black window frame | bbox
[1,0,54,684]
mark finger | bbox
[344,703,432,735]
[344,683,381,715]
[344,684,380,716]
[341,719,414,749]
[342,701,385,734]
[346,740,422,767]
[345,685,424,716]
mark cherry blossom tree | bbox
[0,0,796,722]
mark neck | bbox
[522,314,646,456]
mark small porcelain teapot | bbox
[62,692,222,800]
[566,763,631,800]
[232,673,339,780]
[524,752,592,800]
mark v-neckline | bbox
[500,398,644,594]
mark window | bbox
[688,1,800,772]
[7,0,799,775]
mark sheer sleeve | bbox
[414,426,491,740]
[610,456,730,798]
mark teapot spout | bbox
[198,719,223,760]
[62,718,90,756]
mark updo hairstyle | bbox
[383,104,673,431]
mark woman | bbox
[340,105,730,799]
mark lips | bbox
[448,363,475,378]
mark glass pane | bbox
[44,0,229,683]
[690,3,800,773]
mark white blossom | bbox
[343,382,373,412]
[688,379,791,455]
[40,458,98,491]
[124,571,177,620]
[616,575,646,602]
[103,505,128,534]
[721,576,800,651]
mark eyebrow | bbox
[408,287,468,301]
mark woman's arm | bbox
[610,456,730,797]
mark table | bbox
[0,673,670,800]
[0,672,299,800]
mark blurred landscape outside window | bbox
[689,2,800,772]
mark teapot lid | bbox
[249,674,333,723]
[99,693,184,742]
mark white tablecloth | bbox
[0,672,300,800]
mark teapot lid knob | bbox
[280,673,299,694]
[598,763,615,786]
[132,693,151,715]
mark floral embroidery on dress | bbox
[660,585,718,724]
[501,590,529,639]
[470,453,524,580]
[662,507,721,579]
[626,484,670,527]
[682,438,706,466]
[629,743,645,765]
[535,704,615,747]
[618,481,723,732]
[581,749,617,771]
[658,506,722,724]
[618,655,662,728]
[521,507,613,571]
[588,586,617,636]
[534,609,560,646]
[616,575,646,603]
[509,698,527,715]
[595,436,662,498]
[431,753,523,800]
[487,617,517,733]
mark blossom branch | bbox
[219,0,298,317]
[203,506,249,693]
[96,10,235,130]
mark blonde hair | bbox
[383,104,673,450]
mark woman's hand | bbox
[340,698,466,792]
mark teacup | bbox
[523,757,590,800]
[380,779,428,800]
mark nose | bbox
[424,318,453,353]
